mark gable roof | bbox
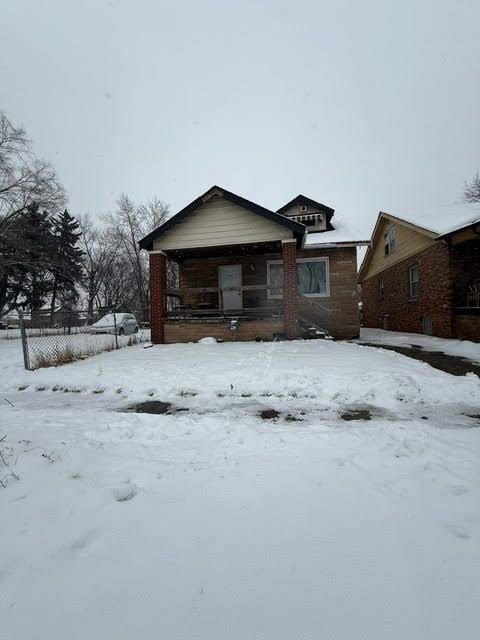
[276,195,334,218]
[358,205,480,281]
[139,185,306,251]
[388,203,480,237]
[358,211,434,281]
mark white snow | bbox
[384,202,480,236]
[305,217,369,247]
[359,327,480,364]
[1,338,480,639]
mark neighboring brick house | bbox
[358,207,480,342]
[140,185,368,344]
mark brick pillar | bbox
[282,239,299,340]
[149,252,166,344]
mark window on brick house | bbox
[409,264,419,298]
[267,258,330,299]
[384,227,396,255]
[379,278,384,299]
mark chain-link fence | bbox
[9,308,150,370]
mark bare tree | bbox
[102,194,170,318]
[464,172,480,203]
[78,215,121,321]
[0,110,66,235]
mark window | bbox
[384,227,396,255]
[421,315,432,335]
[267,258,329,299]
[409,264,419,298]
[379,278,384,299]
[267,262,284,298]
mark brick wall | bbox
[361,241,453,338]
[149,252,166,344]
[299,246,360,340]
[164,319,284,343]
[454,314,480,342]
[178,252,279,311]
[177,246,359,340]
[282,240,299,339]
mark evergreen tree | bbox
[15,203,56,323]
[49,210,84,324]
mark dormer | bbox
[277,195,334,232]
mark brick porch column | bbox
[149,252,166,344]
[282,239,299,340]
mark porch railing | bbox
[165,284,282,318]
[297,293,338,335]
[454,283,480,310]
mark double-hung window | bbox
[384,227,396,255]
[409,264,419,299]
[267,258,330,299]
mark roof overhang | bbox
[436,218,480,239]
[303,240,370,249]
[139,185,306,251]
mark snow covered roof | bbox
[304,217,370,247]
[384,202,480,236]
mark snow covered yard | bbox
[1,338,480,640]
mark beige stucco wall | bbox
[153,195,293,250]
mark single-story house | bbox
[139,185,368,344]
[358,205,480,342]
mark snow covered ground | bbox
[359,327,480,364]
[1,338,480,639]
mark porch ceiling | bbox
[163,240,284,262]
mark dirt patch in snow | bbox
[121,401,189,415]
[258,409,303,422]
[340,408,373,421]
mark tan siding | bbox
[362,218,436,279]
[154,195,292,250]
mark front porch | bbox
[149,239,301,344]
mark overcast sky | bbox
[1,0,479,234]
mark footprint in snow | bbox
[113,486,138,502]
[64,529,101,554]
[449,485,468,496]
[446,524,471,539]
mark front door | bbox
[219,265,242,310]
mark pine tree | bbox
[49,209,84,325]
[15,203,56,323]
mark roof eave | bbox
[436,219,480,239]
[139,185,306,251]
[305,240,370,249]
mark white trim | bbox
[281,238,297,244]
[267,257,330,299]
[148,249,168,255]
[305,241,370,248]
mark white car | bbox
[90,313,139,335]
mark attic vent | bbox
[299,205,308,212]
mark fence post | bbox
[18,309,30,370]
[112,311,119,349]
